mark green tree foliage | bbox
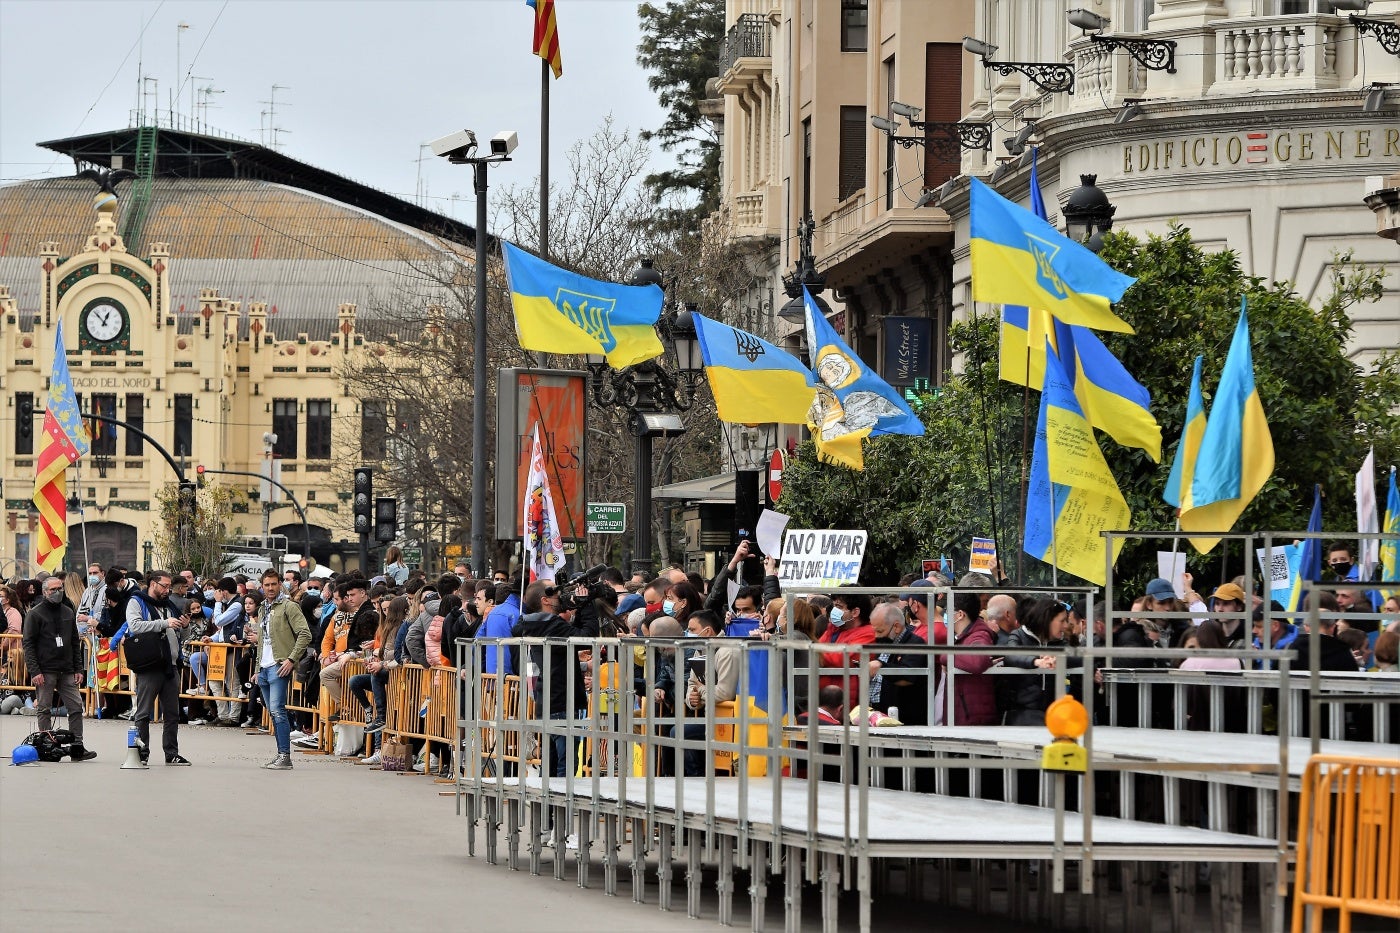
[636,0,724,227]
[151,481,245,579]
[779,225,1399,596]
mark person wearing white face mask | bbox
[75,562,106,636]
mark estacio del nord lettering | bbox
[1122,127,1399,175]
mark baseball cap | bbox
[1145,578,1176,601]
[1210,582,1247,604]
[907,578,935,606]
[11,744,38,766]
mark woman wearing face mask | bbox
[663,582,700,628]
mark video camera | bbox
[547,564,612,612]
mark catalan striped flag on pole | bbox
[527,0,562,78]
[31,321,90,572]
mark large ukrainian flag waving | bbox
[502,242,664,369]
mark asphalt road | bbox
[0,715,1044,933]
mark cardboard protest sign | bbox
[970,537,997,574]
[778,530,867,588]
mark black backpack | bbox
[24,729,77,762]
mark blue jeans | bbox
[548,710,586,778]
[258,665,292,755]
[348,671,387,722]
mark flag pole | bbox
[1018,342,1031,585]
[537,57,551,371]
[1048,477,1059,591]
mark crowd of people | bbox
[2,539,1396,773]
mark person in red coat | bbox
[939,590,998,725]
[817,589,877,700]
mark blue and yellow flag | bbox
[693,313,814,425]
[1163,355,1207,512]
[1179,299,1275,553]
[501,242,663,369]
[971,177,1136,334]
[1024,343,1130,585]
[1381,467,1399,600]
[1286,485,1323,613]
[804,288,924,470]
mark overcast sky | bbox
[0,0,670,223]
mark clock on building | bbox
[79,296,131,353]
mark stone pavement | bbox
[0,715,1039,933]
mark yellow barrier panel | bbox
[1292,755,1400,933]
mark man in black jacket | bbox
[511,581,588,777]
[22,575,96,760]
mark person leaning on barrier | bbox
[984,594,1019,646]
[817,589,877,699]
[939,590,998,726]
[867,602,931,725]
[676,609,739,777]
[646,615,682,714]
[1291,590,1359,673]
[75,562,105,636]
[511,580,589,778]
[353,595,407,737]
[22,575,96,760]
[125,570,192,766]
[253,570,313,770]
[997,597,1074,727]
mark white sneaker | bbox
[289,730,308,741]
[190,685,207,696]
[189,719,207,726]
[360,752,381,766]
[565,834,579,851]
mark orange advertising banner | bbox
[497,370,586,541]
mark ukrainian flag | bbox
[1024,343,1130,585]
[1163,355,1207,512]
[970,177,1136,334]
[693,313,814,425]
[1286,486,1323,613]
[804,288,924,471]
[1178,300,1275,553]
[1381,467,1399,600]
[1001,307,1162,462]
[501,242,663,369]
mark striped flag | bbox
[527,0,562,78]
[31,321,91,571]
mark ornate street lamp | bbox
[585,260,705,572]
[1062,174,1116,254]
[777,211,833,346]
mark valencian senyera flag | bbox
[32,320,91,571]
[803,287,924,471]
[692,312,814,425]
[970,177,1137,334]
[527,0,562,78]
[1024,341,1131,586]
[1176,299,1275,553]
[501,241,663,369]
[523,423,566,583]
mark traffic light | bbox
[374,496,397,544]
[178,480,198,507]
[196,464,207,489]
[353,467,373,535]
[17,395,33,440]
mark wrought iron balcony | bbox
[721,13,771,74]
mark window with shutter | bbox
[838,106,867,202]
[924,43,964,190]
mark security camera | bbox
[963,37,998,59]
[490,130,519,157]
[870,115,900,134]
[1067,9,1110,32]
[430,129,478,162]
[890,101,921,120]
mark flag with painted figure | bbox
[31,321,91,572]
[970,177,1137,334]
[1177,299,1275,553]
[692,312,815,425]
[522,423,566,583]
[502,241,663,369]
[1380,467,1399,600]
[1023,342,1131,585]
[803,287,924,471]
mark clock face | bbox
[84,302,124,342]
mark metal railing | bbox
[720,13,771,74]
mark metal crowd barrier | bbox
[1291,755,1400,932]
[451,627,1312,933]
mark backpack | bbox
[24,729,77,762]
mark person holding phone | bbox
[125,570,193,766]
[674,610,740,777]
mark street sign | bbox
[444,544,465,559]
[767,449,786,505]
[402,547,423,566]
[586,502,626,534]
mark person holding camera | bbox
[125,570,192,766]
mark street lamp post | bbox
[1062,174,1117,254]
[586,261,704,573]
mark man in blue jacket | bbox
[479,580,520,676]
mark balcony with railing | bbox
[717,13,772,94]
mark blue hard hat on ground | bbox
[11,744,39,765]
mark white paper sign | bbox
[756,508,790,560]
[1256,546,1293,606]
[1157,551,1187,598]
[777,529,868,588]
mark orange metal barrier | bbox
[1292,755,1400,933]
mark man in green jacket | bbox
[252,569,312,770]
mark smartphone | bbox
[686,655,707,683]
